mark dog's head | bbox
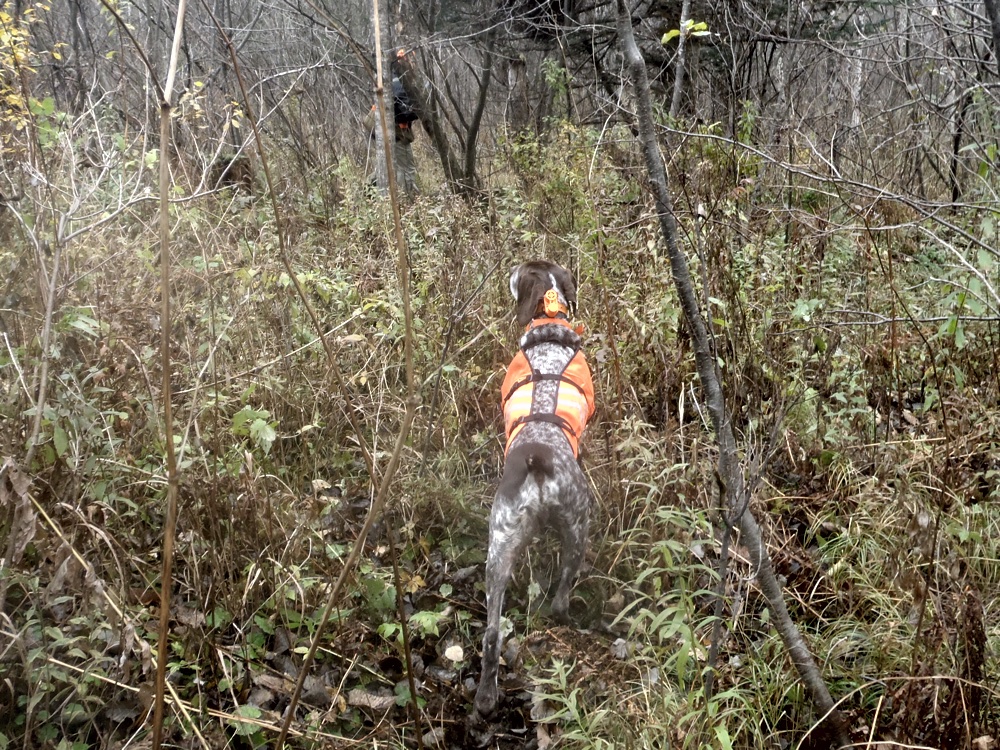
[509,261,577,326]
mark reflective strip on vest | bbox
[501,349,595,458]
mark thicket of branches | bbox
[7,0,999,202]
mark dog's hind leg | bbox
[551,498,590,624]
[474,445,550,718]
[474,515,524,718]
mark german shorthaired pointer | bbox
[473,260,596,719]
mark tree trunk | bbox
[615,2,851,747]
[372,0,394,194]
[668,0,691,119]
[462,35,495,189]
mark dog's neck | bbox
[524,315,590,339]
[524,315,572,333]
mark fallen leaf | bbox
[403,572,425,594]
[347,689,395,711]
[136,634,153,675]
[45,553,83,621]
[421,727,446,747]
[103,701,141,723]
[610,638,630,660]
[174,606,206,628]
[0,458,35,564]
[1,457,30,499]
[425,665,456,683]
[254,673,294,694]
[536,724,552,750]
[248,688,274,707]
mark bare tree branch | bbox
[463,33,494,187]
[151,1,189,746]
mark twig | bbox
[368,4,422,746]
[151,2,189,747]
[0,645,362,742]
[986,0,1000,78]
[21,242,61,471]
[199,3,376,484]
[274,403,418,749]
[703,469,731,702]
[1,332,32,406]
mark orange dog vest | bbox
[501,320,595,458]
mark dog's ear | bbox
[512,265,549,325]
[509,265,521,300]
[551,264,577,314]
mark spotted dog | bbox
[473,260,596,719]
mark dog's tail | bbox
[498,443,554,500]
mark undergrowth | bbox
[1,115,999,750]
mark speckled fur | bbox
[473,262,593,719]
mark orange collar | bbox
[539,288,568,318]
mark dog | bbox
[473,260,596,719]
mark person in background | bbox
[365,48,420,196]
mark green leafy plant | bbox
[662,19,710,44]
[231,405,278,455]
